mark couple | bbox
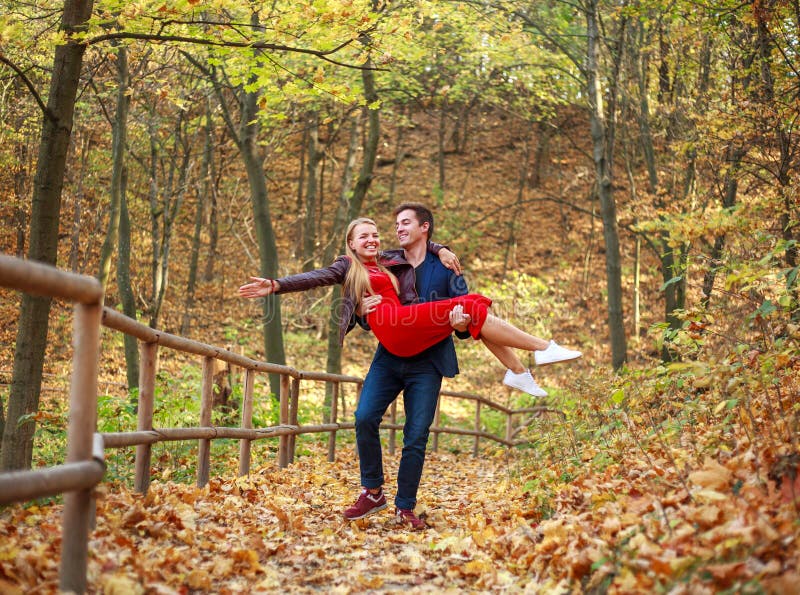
[239,203,581,529]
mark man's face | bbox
[395,209,429,248]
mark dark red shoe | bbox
[395,508,426,530]
[343,488,387,520]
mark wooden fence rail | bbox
[0,254,103,593]
[99,306,538,492]
[0,253,545,593]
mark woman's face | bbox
[348,222,380,262]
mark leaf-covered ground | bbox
[2,435,799,594]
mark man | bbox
[343,203,471,529]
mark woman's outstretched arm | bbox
[239,255,351,299]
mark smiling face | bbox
[347,221,381,262]
[395,208,430,249]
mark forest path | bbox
[2,446,543,593]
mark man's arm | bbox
[383,243,462,275]
[449,304,471,334]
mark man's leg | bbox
[354,353,404,490]
[395,360,442,511]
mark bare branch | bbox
[0,53,55,122]
[84,31,385,71]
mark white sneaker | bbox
[534,340,582,366]
[503,369,547,398]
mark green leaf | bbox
[610,388,625,405]
[659,276,684,292]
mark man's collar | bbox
[402,240,429,268]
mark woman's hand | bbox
[438,248,462,276]
[239,277,280,298]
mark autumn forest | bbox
[1,0,799,592]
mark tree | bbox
[582,0,627,369]
[181,95,215,336]
[96,44,129,292]
[2,0,96,470]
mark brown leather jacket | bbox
[275,244,443,345]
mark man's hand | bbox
[357,294,382,316]
[449,304,471,332]
[438,248,462,276]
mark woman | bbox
[239,218,581,397]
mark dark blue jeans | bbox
[355,350,443,511]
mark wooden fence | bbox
[0,254,104,593]
[0,253,544,593]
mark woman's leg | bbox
[481,339,526,373]
[478,313,550,352]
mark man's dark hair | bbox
[393,202,435,240]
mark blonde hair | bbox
[343,218,399,309]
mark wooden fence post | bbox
[327,382,339,462]
[288,377,300,464]
[134,341,158,494]
[432,395,442,453]
[197,356,214,487]
[58,301,102,594]
[238,368,255,476]
[473,400,482,457]
[278,374,290,468]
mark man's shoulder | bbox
[423,251,452,274]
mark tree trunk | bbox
[147,121,162,324]
[586,0,627,369]
[659,239,688,362]
[503,124,533,276]
[322,116,360,266]
[530,119,552,188]
[240,86,286,396]
[150,115,192,329]
[197,14,287,395]
[182,100,214,335]
[69,133,90,271]
[437,101,447,194]
[633,233,641,341]
[322,116,361,418]
[202,133,219,283]
[753,7,798,299]
[97,44,129,292]
[350,59,380,209]
[636,30,658,193]
[117,166,139,391]
[452,95,477,154]
[13,128,30,258]
[324,63,379,413]
[2,0,95,471]
[701,144,746,307]
[293,122,309,259]
[389,105,406,201]
[302,112,321,272]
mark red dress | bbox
[365,267,492,357]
